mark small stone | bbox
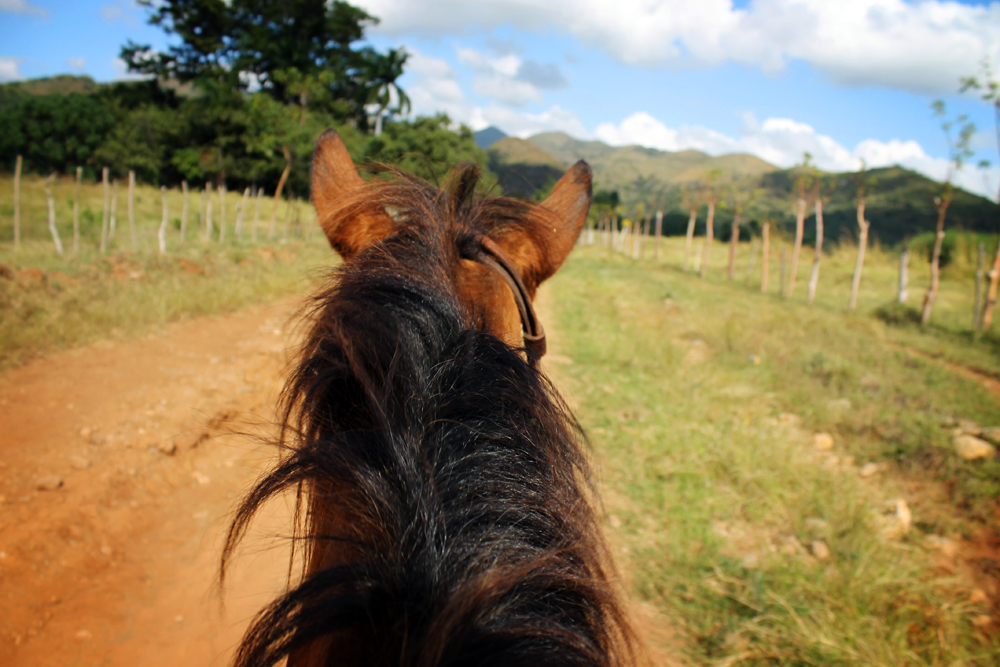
[893,499,912,535]
[88,433,105,446]
[100,544,113,556]
[156,440,177,456]
[75,630,93,640]
[69,456,91,470]
[810,540,830,561]
[958,420,982,436]
[970,589,989,605]
[36,475,63,491]
[859,462,882,478]
[79,426,92,439]
[779,535,807,556]
[813,433,835,451]
[923,534,958,559]
[954,435,996,461]
[981,427,1000,445]
[192,471,211,485]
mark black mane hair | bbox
[223,165,633,667]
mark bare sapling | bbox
[983,240,1000,328]
[898,243,910,303]
[109,180,118,242]
[654,209,663,260]
[158,186,168,255]
[922,101,974,326]
[683,208,697,270]
[270,146,292,238]
[785,156,811,298]
[205,182,213,240]
[727,211,741,280]
[761,221,771,292]
[44,173,64,254]
[961,59,1000,328]
[807,178,827,303]
[849,168,873,311]
[180,181,189,243]
[128,170,137,252]
[746,237,759,284]
[72,166,81,253]
[219,181,227,243]
[13,154,22,250]
[236,186,250,239]
[100,167,110,253]
[252,187,262,242]
[699,198,716,278]
[975,242,986,329]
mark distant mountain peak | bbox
[474,126,507,150]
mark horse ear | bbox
[507,160,591,287]
[311,129,396,260]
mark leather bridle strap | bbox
[462,234,547,367]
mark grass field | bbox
[548,239,1000,665]
[3,173,1000,663]
[0,173,334,370]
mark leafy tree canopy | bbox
[121,0,406,127]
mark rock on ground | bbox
[954,435,996,461]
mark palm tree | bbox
[365,49,412,136]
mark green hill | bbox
[0,75,101,108]
[487,137,567,199]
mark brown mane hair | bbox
[223,130,636,666]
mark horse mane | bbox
[223,164,635,666]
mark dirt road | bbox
[0,298,305,666]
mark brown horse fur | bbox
[222,129,636,667]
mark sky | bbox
[2,0,1000,199]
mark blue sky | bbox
[2,0,1000,198]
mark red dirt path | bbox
[0,298,303,666]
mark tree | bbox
[681,182,701,271]
[699,169,722,278]
[961,58,1000,329]
[121,0,405,127]
[807,173,833,302]
[784,153,813,298]
[921,101,975,325]
[364,49,411,136]
[849,164,876,311]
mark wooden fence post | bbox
[898,243,910,304]
[128,170,136,252]
[727,213,741,280]
[807,197,825,302]
[654,210,663,261]
[110,180,118,242]
[100,167,109,253]
[180,181,189,244]
[683,207,697,271]
[236,186,250,239]
[252,187,262,243]
[760,222,770,292]
[974,242,986,330]
[700,200,716,278]
[44,173,64,254]
[204,182,213,241]
[848,203,870,311]
[73,166,81,253]
[218,181,227,243]
[13,155,21,250]
[158,186,168,255]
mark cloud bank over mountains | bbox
[360,0,1000,95]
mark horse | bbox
[222,129,636,667]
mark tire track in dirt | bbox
[0,297,307,666]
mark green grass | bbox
[0,173,335,370]
[548,240,1000,665]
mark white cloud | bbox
[110,57,148,81]
[0,0,47,18]
[455,47,567,107]
[65,57,86,73]
[357,0,1000,95]
[595,110,1000,200]
[0,56,23,82]
[403,48,587,138]
[99,2,138,25]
